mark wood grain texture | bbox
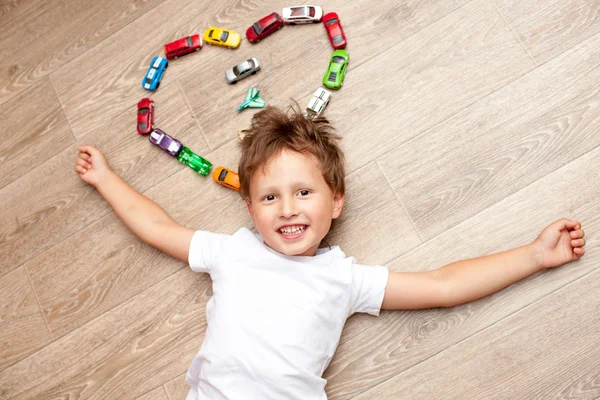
[493,0,600,65]
[352,267,600,400]
[136,386,169,400]
[0,268,210,400]
[324,145,600,399]
[0,0,166,106]
[0,81,206,278]
[164,374,190,400]
[0,77,73,190]
[333,0,535,174]
[378,30,600,240]
[0,266,52,372]
[0,0,42,25]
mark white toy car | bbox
[282,5,323,25]
[306,88,331,117]
[225,58,261,84]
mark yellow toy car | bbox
[203,27,241,49]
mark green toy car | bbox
[322,49,349,90]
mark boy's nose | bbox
[279,197,298,218]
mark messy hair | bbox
[238,105,345,200]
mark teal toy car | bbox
[322,49,349,90]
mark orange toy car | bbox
[213,166,240,191]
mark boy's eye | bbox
[298,190,310,196]
[264,194,276,201]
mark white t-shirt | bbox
[185,227,389,400]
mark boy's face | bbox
[246,150,344,257]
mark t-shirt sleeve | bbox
[349,264,389,316]
[188,230,230,274]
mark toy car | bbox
[225,58,261,84]
[137,98,154,135]
[142,56,168,91]
[164,34,202,59]
[212,166,240,191]
[177,147,212,176]
[322,12,346,50]
[282,5,323,25]
[203,27,241,49]
[306,88,331,117]
[149,129,182,156]
[246,12,284,43]
[322,49,349,90]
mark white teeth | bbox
[279,225,306,235]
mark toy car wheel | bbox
[231,80,237,84]
[195,47,200,51]
[255,38,261,43]
[251,71,256,75]
[277,25,283,30]
[156,82,160,89]
[290,22,296,25]
[174,56,178,60]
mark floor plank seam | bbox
[488,0,539,67]
[163,384,171,400]
[176,79,212,152]
[48,74,78,143]
[375,160,424,244]
[348,264,600,399]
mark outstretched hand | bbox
[532,219,586,269]
[74,145,111,187]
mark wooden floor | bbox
[1,0,599,398]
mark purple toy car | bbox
[149,129,183,156]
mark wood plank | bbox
[0,266,52,372]
[330,0,534,174]
[0,268,210,400]
[0,77,73,190]
[0,0,43,25]
[352,267,600,399]
[322,145,600,399]
[48,0,282,139]
[0,0,166,106]
[0,81,207,278]
[164,374,189,400]
[378,30,600,240]
[136,386,169,400]
[178,0,470,150]
[493,0,600,65]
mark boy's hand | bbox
[74,145,112,187]
[532,219,586,269]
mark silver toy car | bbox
[225,58,261,84]
[282,5,323,25]
[306,88,332,117]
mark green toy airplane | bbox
[237,88,265,112]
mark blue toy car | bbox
[142,56,168,91]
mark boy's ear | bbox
[332,192,344,219]
[246,199,255,221]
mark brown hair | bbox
[238,105,345,200]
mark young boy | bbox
[75,106,585,399]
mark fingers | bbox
[74,165,87,174]
[77,145,98,156]
[76,156,92,170]
[571,238,586,247]
[570,228,585,239]
[573,247,585,257]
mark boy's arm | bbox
[75,145,194,263]
[381,219,586,310]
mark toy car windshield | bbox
[326,17,338,25]
[290,7,306,16]
[220,31,229,42]
[252,22,264,35]
[186,37,193,46]
[332,56,346,63]
[333,35,344,45]
[234,60,255,75]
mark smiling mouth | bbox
[278,225,308,238]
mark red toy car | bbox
[322,12,346,50]
[137,98,154,135]
[246,12,284,44]
[164,34,202,60]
